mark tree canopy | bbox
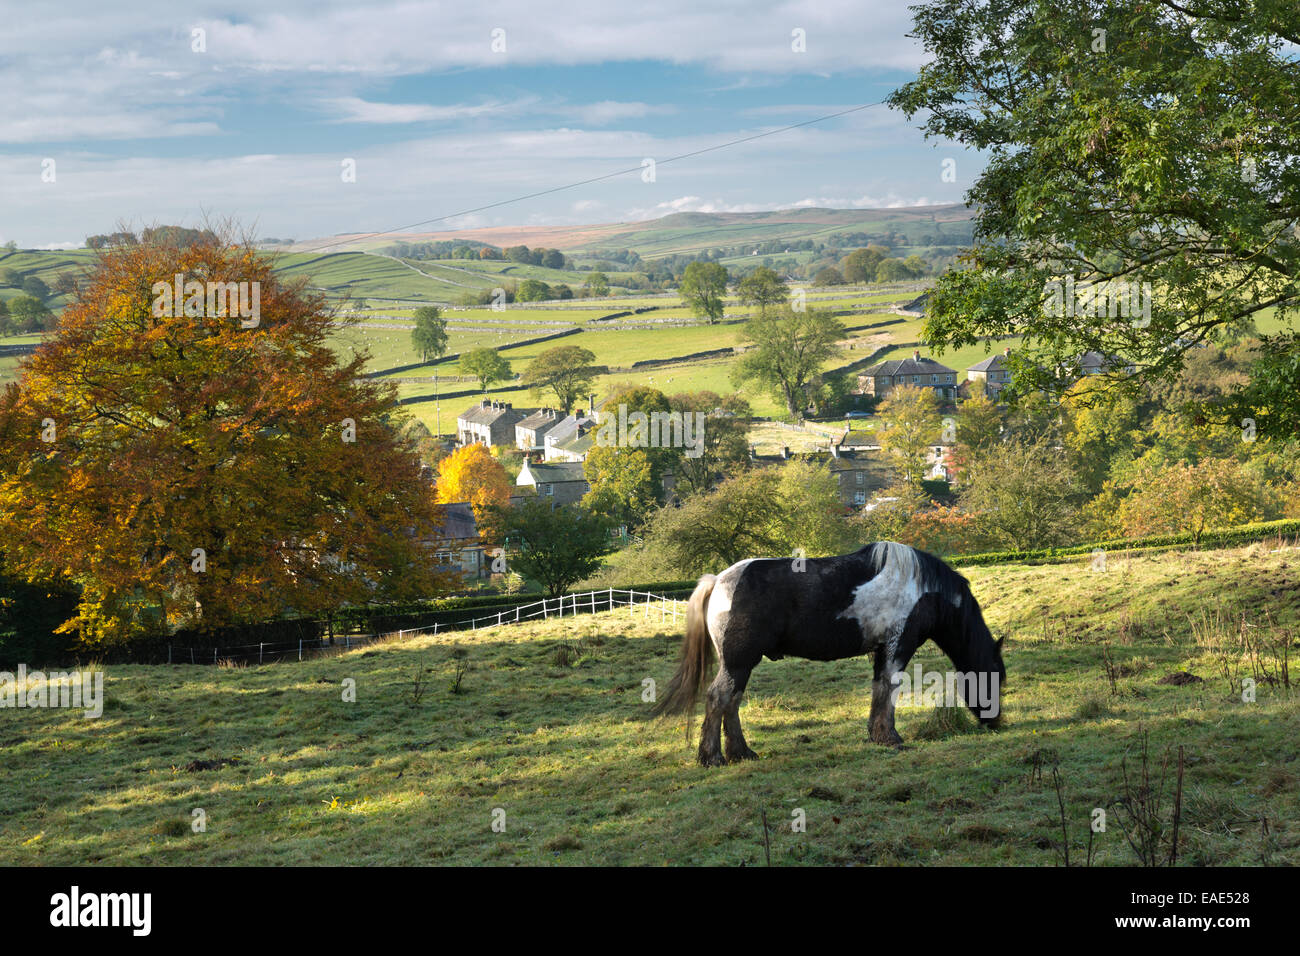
[890,0,1300,437]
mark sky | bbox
[1,1,982,249]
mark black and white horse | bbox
[654,541,1005,766]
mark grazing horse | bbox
[653,541,1005,766]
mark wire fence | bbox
[166,588,685,667]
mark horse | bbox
[652,541,1005,766]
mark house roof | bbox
[458,400,531,426]
[438,502,478,541]
[967,353,1008,373]
[516,408,562,431]
[520,460,587,484]
[861,356,956,377]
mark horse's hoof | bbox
[698,752,726,768]
[870,731,904,746]
[726,747,760,762]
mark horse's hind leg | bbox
[697,672,728,767]
[698,665,757,766]
[722,666,758,762]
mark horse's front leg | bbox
[868,647,904,746]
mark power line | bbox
[294,100,890,256]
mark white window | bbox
[544,483,555,495]
[856,472,865,486]
[853,491,867,505]
[912,375,920,383]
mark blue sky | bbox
[1,1,982,248]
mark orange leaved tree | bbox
[434,443,511,528]
[0,231,450,648]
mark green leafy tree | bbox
[581,445,659,531]
[960,439,1081,550]
[516,279,552,302]
[411,306,448,364]
[459,347,513,392]
[736,266,788,318]
[890,0,1300,437]
[668,391,752,495]
[731,307,845,420]
[679,261,729,324]
[841,246,889,283]
[522,345,600,413]
[492,499,610,597]
[877,384,942,487]
[813,266,845,286]
[583,271,610,297]
[20,276,49,301]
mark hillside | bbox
[3,542,1296,866]
[297,204,978,258]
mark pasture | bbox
[3,542,1296,866]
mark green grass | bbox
[3,542,1296,866]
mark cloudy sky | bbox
[1,1,981,248]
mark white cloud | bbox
[320,97,527,124]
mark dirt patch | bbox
[182,758,238,772]
[1157,671,1205,686]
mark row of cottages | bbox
[456,398,601,462]
[858,347,1128,402]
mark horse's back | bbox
[710,553,879,663]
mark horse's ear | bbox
[995,635,1005,651]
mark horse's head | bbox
[959,598,1005,729]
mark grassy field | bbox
[3,542,1296,866]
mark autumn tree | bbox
[679,261,729,324]
[0,232,449,647]
[877,384,942,487]
[434,443,512,526]
[731,306,844,420]
[522,345,600,413]
[460,347,513,392]
[948,391,1003,484]
[1115,458,1275,546]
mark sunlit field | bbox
[4,543,1296,866]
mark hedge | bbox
[950,518,1300,568]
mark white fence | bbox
[165,587,688,666]
[395,588,684,639]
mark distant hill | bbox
[296,204,977,258]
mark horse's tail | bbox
[651,574,718,731]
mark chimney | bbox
[589,393,596,412]
[1004,347,1011,356]
[505,402,512,410]
[749,445,757,460]
[781,446,790,460]
[831,440,840,458]
[913,349,921,362]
